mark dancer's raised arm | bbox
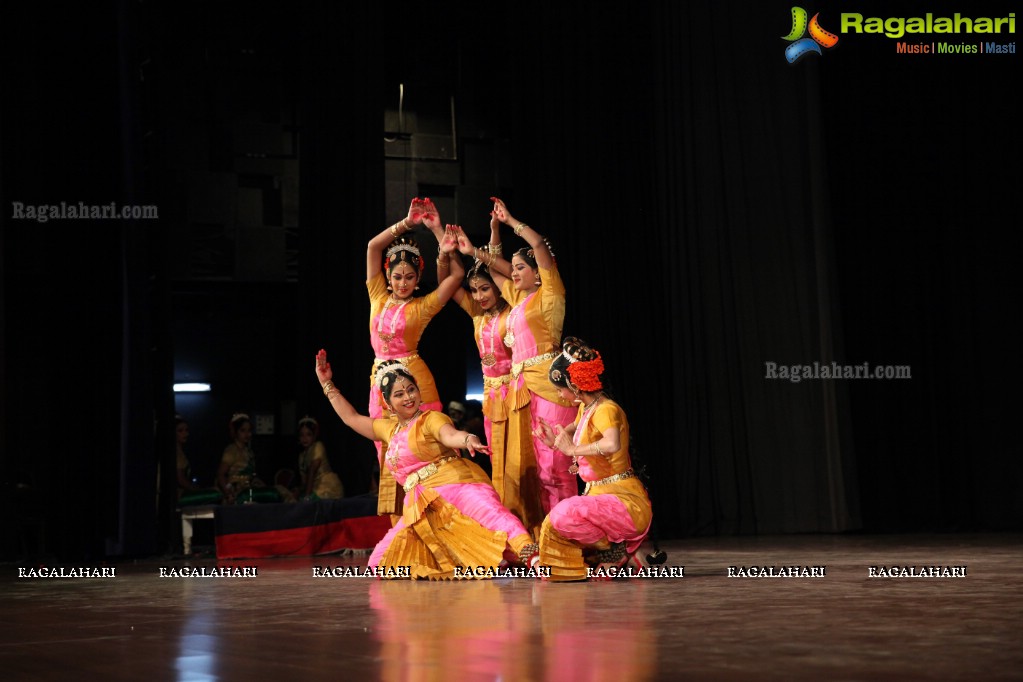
[316,349,376,441]
[367,198,425,280]
[437,225,466,304]
[491,196,553,271]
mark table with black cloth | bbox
[213,494,391,559]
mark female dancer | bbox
[367,198,463,514]
[534,337,652,581]
[445,220,546,532]
[456,198,576,519]
[316,349,538,578]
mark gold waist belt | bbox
[403,455,460,493]
[583,468,636,495]
[483,374,511,389]
[374,352,420,366]
[511,351,558,378]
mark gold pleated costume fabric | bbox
[537,518,589,582]
[380,488,512,580]
[371,412,532,579]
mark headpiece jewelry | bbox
[298,415,318,427]
[230,412,250,424]
[385,237,423,272]
[374,360,407,389]
[467,259,495,288]
[513,237,556,263]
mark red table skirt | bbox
[214,495,391,559]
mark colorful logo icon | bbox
[783,7,839,63]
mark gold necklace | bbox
[385,411,420,469]
[479,309,500,367]
[395,411,420,431]
[569,395,604,475]
[377,297,408,353]
[503,300,522,348]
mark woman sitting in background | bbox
[217,413,294,504]
[175,414,222,506]
[296,416,344,501]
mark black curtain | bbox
[824,1,1021,531]
[1,3,127,560]
[296,1,387,496]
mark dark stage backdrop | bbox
[1,1,1018,560]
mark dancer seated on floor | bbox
[315,348,538,579]
[533,337,653,581]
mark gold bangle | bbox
[390,219,409,238]
[322,381,335,396]
[463,433,474,448]
[593,442,604,456]
[437,257,450,268]
[513,223,529,236]
[488,242,502,256]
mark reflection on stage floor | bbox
[3,534,1021,681]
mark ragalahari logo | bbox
[783,7,839,63]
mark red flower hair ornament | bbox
[566,353,604,392]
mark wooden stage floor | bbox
[2,533,1021,681]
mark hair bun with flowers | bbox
[566,353,604,392]
[561,337,604,392]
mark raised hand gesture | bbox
[406,198,427,227]
[421,197,442,232]
[315,349,333,385]
[456,228,477,257]
[490,196,515,226]
[440,225,460,255]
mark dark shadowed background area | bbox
[1,0,1018,560]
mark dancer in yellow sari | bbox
[366,198,463,514]
[457,199,576,524]
[316,349,538,578]
[534,338,652,581]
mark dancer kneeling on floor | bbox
[533,337,653,581]
[315,349,538,579]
